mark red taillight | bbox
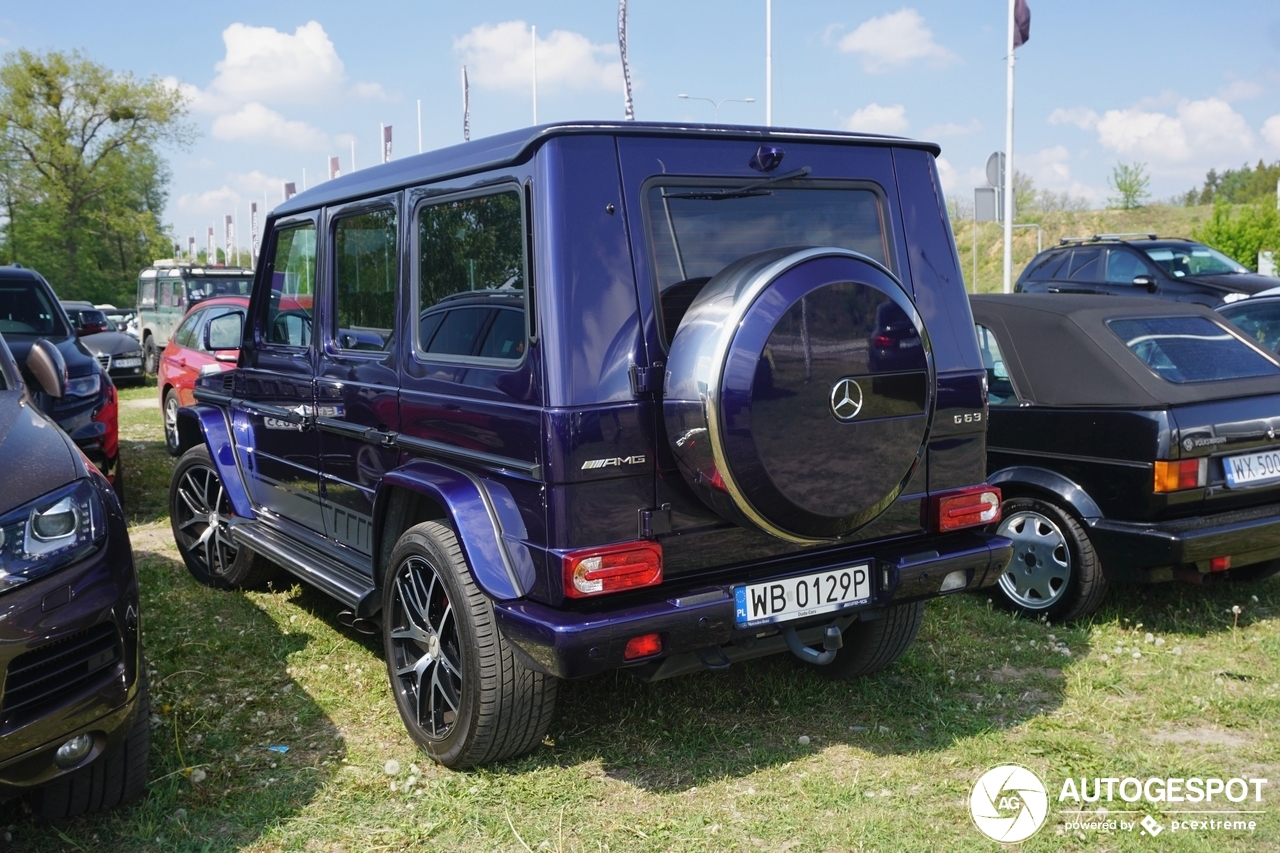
[929,486,1001,532]
[872,334,894,348]
[1210,556,1232,572]
[562,541,663,598]
[1154,459,1207,493]
[623,633,663,660]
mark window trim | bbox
[254,212,320,351]
[1105,313,1280,384]
[408,182,531,370]
[638,175,894,352]
[324,196,400,357]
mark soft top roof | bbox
[274,121,942,218]
[970,293,1280,408]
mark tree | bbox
[1107,161,1150,210]
[1193,201,1280,272]
[0,49,192,303]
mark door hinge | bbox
[638,504,673,539]
[630,362,665,396]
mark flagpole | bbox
[766,0,772,126]
[1003,0,1016,294]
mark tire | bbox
[382,521,557,769]
[143,337,157,376]
[803,600,926,680]
[163,389,182,456]
[31,667,149,818]
[993,497,1108,623]
[170,446,277,590]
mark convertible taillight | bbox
[1154,458,1207,493]
[562,541,663,598]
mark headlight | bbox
[1222,292,1249,303]
[0,480,104,594]
[66,373,101,398]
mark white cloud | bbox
[837,9,957,73]
[1219,80,1263,102]
[209,21,366,107]
[229,170,290,197]
[454,21,622,93]
[1263,114,1280,150]
[923,119,981,138]
[1048,107,1099,130]
[211,103,330,150]
[842,103,908,135]
[176,186,243,217]
[1020,145,1104,203]
[1094,97,1254,163]
[935,156,956,193]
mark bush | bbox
[1192,202,1280,272]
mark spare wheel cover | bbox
[663,247,932,542]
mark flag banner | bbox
[383,125,392,163]
[188,236,195,261]
[174,242,181,259]
[284,182,297,201]
[225,215,234,266]
[329,156,340,180]
[250,203,259,266]
[207,227,215,264]
[619,0,635,120]
[462,66,471,142]
[1014,0,1031,48]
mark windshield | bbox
[0,279,71,336]
[1109,316,1279,383]
[187,277,252,302]
[644,183,888,344]
[1143,244,1247,277]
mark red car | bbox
[159,296,247,455]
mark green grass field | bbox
[3,381,1279,852]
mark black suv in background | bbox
[1015,234,1279,305]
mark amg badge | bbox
[582,455,647,470]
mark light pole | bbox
[677,94,756,122]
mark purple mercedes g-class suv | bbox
[168,122,1013,768]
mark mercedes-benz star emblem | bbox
[829,377,864,422]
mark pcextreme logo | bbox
[970,764,1050,843]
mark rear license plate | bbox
[1224,450,1280,488]
[113,357,142,368]
[734,564,872,628]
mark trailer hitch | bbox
[782,622,843,665]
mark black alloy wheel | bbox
[387,552,465,742]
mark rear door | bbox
[315,197,401,559]
[239,215,325,534]
[1049,247,1106,293]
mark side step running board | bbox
[229,520,378,616]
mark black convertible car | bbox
[973,294,1280,621]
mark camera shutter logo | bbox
[829,377,864,421]
[970,764,1049,843]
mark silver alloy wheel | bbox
[389,555,463,740]
[164,394,180,451]
[172,463,239,578]
[997,510,1071,610]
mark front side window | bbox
[1109,316,1280,383]
[415,190,526,362]
[643,183,888,345]
[333,208,397,351]
[1105,249,1155,284]
[976,324,1018,405]
[265,223,317,347]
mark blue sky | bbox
[3,1,1279,246]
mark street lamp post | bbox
[677,94,756,122]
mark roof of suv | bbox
[1051,235,1197,250]
[275,121,943,219]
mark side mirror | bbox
[75,309,109,336]
[1133,275,1158,293]
[205,312,243,359]
[28,338,67,398]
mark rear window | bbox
[643,183,888,345]
[1108,316,1280,383]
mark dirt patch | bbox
[987,665,1063,684]
[1151,728,1249,748]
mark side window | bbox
[138,279,156,309]
[173,281,186,309]
[159,281,171,308]
[976,324,1018,405]
[415,190,525,362]
[1026,251,1067,281]
[477,308,526,359]
[174,310,204,349]
[333,208,397,351]
[1104,248,1154,284]
[1068,247,1103,281]
[265,223,317,347]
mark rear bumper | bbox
[495,530,1013,679]
[1088,502,1280,579]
